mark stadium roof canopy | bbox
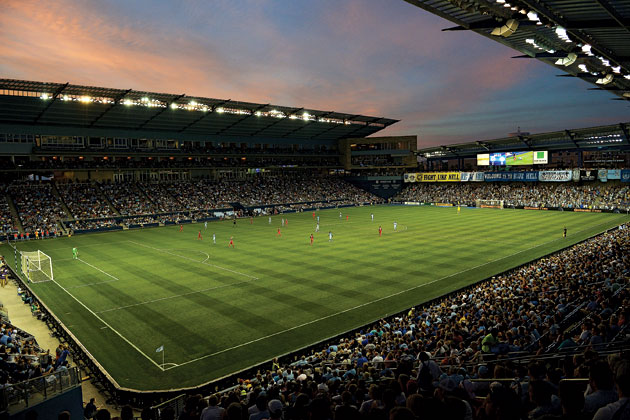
[418,122,630,158]
[0,79,398,141]
[405,0,630,101]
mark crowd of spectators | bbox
[147,226,629,420]
[0,192,17,236]
[57,182,117,219]
[100,183,157,216]
[396,183,630,211]
[8,183,67,234]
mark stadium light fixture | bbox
[581,44,593,56]
[495,0,505,3]
[527,11,539,22]
[625,75,630,80]
[141,97,149,102]
[596,74,613,85]
[255,111,261,117]
[555,53,577,67]
[216,107,224,113]
[612,66,621,74]
[62,95,69,101]
[40,93,50,100]
[123,99,133,106]
[491,19,519,37]
[578,64,589,73]
[79,96,91,103]
[170,103,178,110]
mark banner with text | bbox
[418,172,461,182]
[484,171,538,182]
[538,170,572,182]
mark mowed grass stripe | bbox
[1,206,626,389]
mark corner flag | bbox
[156,345,164,353]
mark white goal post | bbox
[476,199,504,209]
[21,250,54,283]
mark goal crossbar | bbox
[21,250,54,283]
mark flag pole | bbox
[163,346,165,369]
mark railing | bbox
[0,367,81,414]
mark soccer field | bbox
[0,205,627,390]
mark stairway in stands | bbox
[95,182,121,216]
[4,193,24,234]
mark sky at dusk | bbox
[1,0,628,147]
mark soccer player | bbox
[204,221,207,230]
[316,223,320,232]
[371,213,374,222]
[310,233,314,245]
[317,215,320,223]
[393,221,397,231]
[563,226,567,238]
[72,247,78,260]
[277,228,282,237]
[457,205,461,214]
[268,216,271,224]
[281,218,285,227]
[346,215,349,221]
[212,233,216,244]
[179,224,183,232]
[328,231,333,242]
[379,226,382,237]
[312,212,315,220]
[228,236,234,248]
[339,212,342,220]
[198,230,202,240]
[285,219,288,227]
[250,216,253,224]
[233,218,237,227]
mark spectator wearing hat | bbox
[267,399,283,419]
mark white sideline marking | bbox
[128,240,258,280]
[95,278,257,314]
[50,276,165,371]
[163,219,623,370]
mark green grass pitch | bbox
[1,205,627,390]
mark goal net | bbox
[21,251,54,283]
[476,199,504,209]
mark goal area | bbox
[476,199,504,209]
[21,251,54,283]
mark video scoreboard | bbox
[477,151,548,166]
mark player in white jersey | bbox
[212,233,216,244]
[328,231,333,242]
[204,221,207,229]
[339,212,342,220]
[268,216,271,224]
[371,213,374,221]
[393,222,397,231]
[315,223,320,232]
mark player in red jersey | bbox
[310,233,314,245]
[198,230,202,240]
[250,216,253,224]
[312,212,315,219]
[228,236,234,248]
[285,219,288,227]
[346,215,349,221]
[179,224,183,232]
[379,226,382,237]
[277,228,282,237]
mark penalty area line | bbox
[164,219,619,371]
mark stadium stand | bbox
[395,183,630,211]
[7,183,66,235]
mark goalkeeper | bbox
[72,247,78,260]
